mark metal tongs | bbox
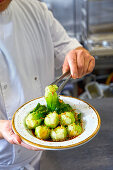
[50,70,72,94]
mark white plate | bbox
[12,96,101,150]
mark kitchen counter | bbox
[40,98,113,170]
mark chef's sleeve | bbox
[42,3,82,69]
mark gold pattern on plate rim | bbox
[12,96,101,149]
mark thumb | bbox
[7,128,21,145]
[2,120,22,145]
[12,133,22,145]
[62,57,70,74]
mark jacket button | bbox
[34,77,38,80]
[4,84,7,90]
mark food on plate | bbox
[25,113,42,129]
[51,126,67,141]
[44,111,59,128]
[25,85,83,141]
[67,123,82,137]
[45,85,58,111]
[60,112,75,126]
[35,126,50,140]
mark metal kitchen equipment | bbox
[50,71,72,95]
[80,0,113,71]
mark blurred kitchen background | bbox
[41,0,113,99]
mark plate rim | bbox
[12,95,101,149]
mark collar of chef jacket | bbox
[0,0,81,168]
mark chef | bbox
[0,0,95,169]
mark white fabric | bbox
[0,0,82,169]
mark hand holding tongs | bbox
[50,70,72,95]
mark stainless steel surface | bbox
[81,0,113,38]
[42,0,113,71]
[80,0,113,71]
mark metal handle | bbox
[50,70,70,85]
[57,75,72,95]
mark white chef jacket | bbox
[0,0,81,169]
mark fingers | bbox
[62,57,70,74]
[8,123,21,145]
[20,141,44,151]
[87,56,95,74]
[7,130,21,145]
[63,50,78,79]
[7,127,43,151]
[8,132,21,145]
[1,120,21,145]
[67,53,78,79]
[8,132,44,151]
[76,50,84,78]
[63,48,95,79]
[1,120,44,151]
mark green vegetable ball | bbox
[35,126,50,140]
[67,123,82,137]
[51,126,67,141]
[60,112,75,126]
[25,113,42,129]
[44,111,59,128]
[45,85,58,111]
